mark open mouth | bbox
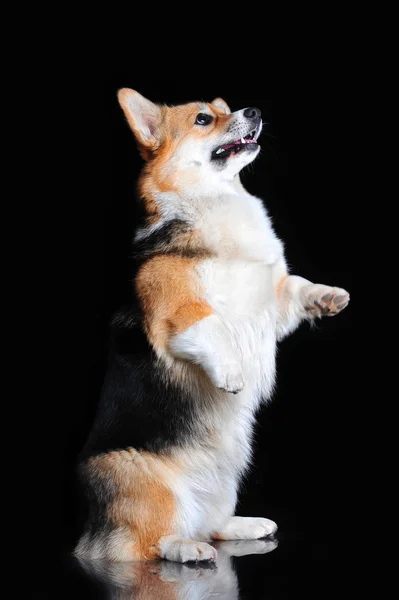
[211,129,259,160]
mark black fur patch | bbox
[77,460,116,532]
[79,306,203,460]
[134,218,189,257]
[133,215,210,261]
[80,198,211,462]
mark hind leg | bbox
[76,449,220,563]
[76,449,197,562]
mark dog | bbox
[75,89,350,563]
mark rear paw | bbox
[302,284,350,318]
[156,561,217,582]
[162,540,218,564]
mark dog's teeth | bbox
[241,137,245,144]
[216,148,224,154]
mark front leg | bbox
[137,257,244,394]
[170,313,245,394]
[300,283,350,318]
[212,516,278,540]
[272,260,350,341]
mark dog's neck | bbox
[139,166,248,206]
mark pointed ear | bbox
[117,88,162,150]
[211,97,231,115]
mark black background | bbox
[57,65,353,597]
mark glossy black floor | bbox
[61,525,330,598]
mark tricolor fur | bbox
[75,90,350,563]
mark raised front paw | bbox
[206,363,245,394]
[301,284,350,318]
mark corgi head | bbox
[117,89,262,184]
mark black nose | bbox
[244,107,261,120]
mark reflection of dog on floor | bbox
[76,539,278,600]
[75,90,350,563]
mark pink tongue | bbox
[221,138,256,151]
[221,140,242,151]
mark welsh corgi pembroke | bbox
[75,90,350,563]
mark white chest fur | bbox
[165,183,287,539]
[197,191,283,266]
[168,181,285,399]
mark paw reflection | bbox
[213,537,278,557]
[76,538,278,599]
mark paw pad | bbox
[304,285,350,318]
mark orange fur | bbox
[172,301,213,334]
[137,102,230,200]
[118,92,232,217]
[125,562,178,600]
[78,560,180,600]
[136,256,213,350]
[89,449,181,560]
[276,275,289,297]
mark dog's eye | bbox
[195,113,213,126]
